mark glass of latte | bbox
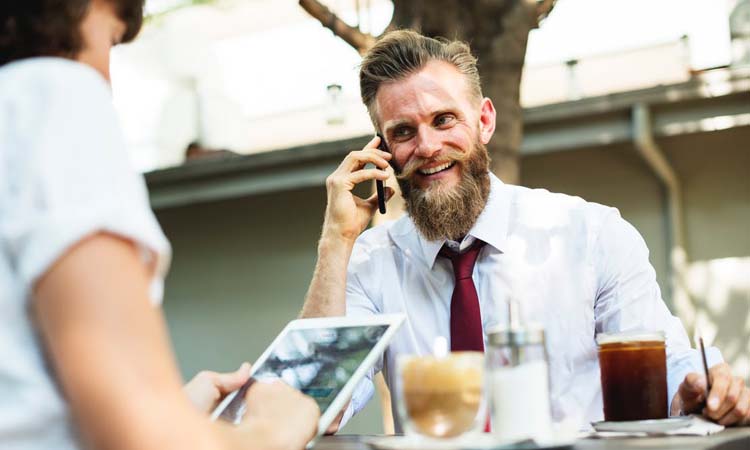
[396,352,485,439]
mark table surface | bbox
[313,428,750,450]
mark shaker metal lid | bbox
[487,324,545,346]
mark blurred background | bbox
[111,0,749,433]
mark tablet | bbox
[210,314,405,437]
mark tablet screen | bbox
[216,324,389,424]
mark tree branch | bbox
[299,0,377,54]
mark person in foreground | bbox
[0,1,319,449]
[301,29,750,430]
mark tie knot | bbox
[440,240,486,280]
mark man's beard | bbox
[394,139,491,242]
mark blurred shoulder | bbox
[0,57,118,159]
[0,57,110,106]
[505,183,617,232]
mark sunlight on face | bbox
[76,0,128,81]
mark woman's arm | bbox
[32,232,319,449]
[32,232,220,449]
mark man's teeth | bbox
[418,162,454,175]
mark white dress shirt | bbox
[343,173,721,431]
[0,58,170,449]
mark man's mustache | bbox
[395,148,470,181]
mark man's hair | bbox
[0,0,144,67]
[359,29,482,128]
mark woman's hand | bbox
[184,363,251,414]
[243,381,321,450]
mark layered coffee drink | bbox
[597,332,667,421]
[398,352,484,438]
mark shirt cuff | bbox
[337,375,375,431]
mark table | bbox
[314,428,750,450]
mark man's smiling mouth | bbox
[417,161,455,176]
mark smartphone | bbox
[376,133,388,214]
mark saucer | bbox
[366,434,575,450]
[591,416,692,433]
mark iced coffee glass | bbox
[597,331,668,421]
[396,352,485,439]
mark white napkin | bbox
[584,415,725,438]
[366,427,577,450]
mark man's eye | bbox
[392,127,413,140]
[435,114,456,127]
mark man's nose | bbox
[414,126,441,159]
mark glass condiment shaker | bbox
[486,324,552,442]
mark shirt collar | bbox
[469,172,510,255]
[388,172,511,268]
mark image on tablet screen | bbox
[218,324,388,423]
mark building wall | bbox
[663,128,750,377]
[155,127,749,435]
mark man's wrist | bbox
[319,227,358,251]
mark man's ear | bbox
[478,98,496,144]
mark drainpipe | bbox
[632,103,689,314]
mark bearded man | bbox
[301,30,750,431]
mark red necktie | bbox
[440,240,486,352]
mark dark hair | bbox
[0,0,144,67]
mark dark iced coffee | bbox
[597,332,668,421]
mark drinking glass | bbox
[395,352,486,439]
[597,331,668,421]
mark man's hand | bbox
[323,135,393,243]
[184,363,251,414]
[300,136,393,318]
[673,363,750,426]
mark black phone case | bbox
[376,134,388,214]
